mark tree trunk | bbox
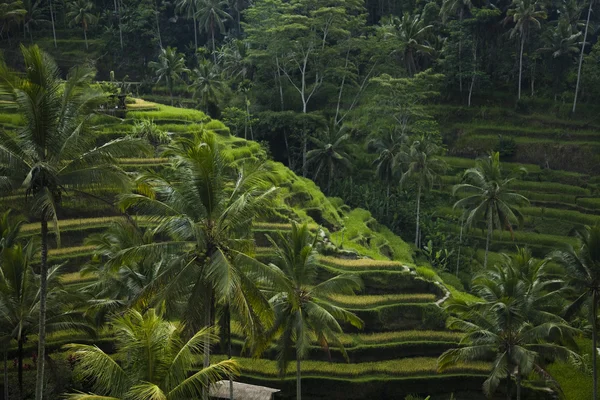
[211,20,216,64]
[386,184,390,217]
[226,306,233,400]
[202,285,213,400]
[593,291,598,400]
[83,28,88,50]
[516,371,521,400]
[3,346,8,400]
[517,35,524,100]
[49,0,57,48]
[468,38,477,107]
[296,357,301,400]
[35,219,48,400]
[484,211,492,268]
[18,338,23,398]
[114,0,123,49]
[573,0,593,113]
[302,130,307,178]
[415,184,421,248]
[456,218,463,277]
[155,0,163,49]
[193,13,198,50]
[327,163,333,195]
[506,374,511,400]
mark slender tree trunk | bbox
[18,338,23,398]
[484,211,492,268]
[3,346,8,400]
[516,371,521,400]
[386,184,390,217]
[114,0,123,49]
[593,291,598,400]
[155,0,163,49]
[468,38,477,107]
[202,286,213,400]
[327,163,333,195]
[517,35,524,100]
[302,129,307,178]
[49,0,57,48]
[296,357,301,400]
[193,14,198,50]
[226,306,233,400]
[35,219,48,400]
[415,184,421,248]
[506,374,511,400]
[211,21,216,64]
[456,217,463,277]
[83,28,88,50]
[573,0,593,113]
[458,10,463,93]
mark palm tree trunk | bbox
[83,28,88,50]
[517,35,524,100]
[573,0,593,113]
[506,375,511,400]
[593,291,598,400]
[456,217,463,277]
[327,163,333,195]
[225,305,233,400]
[3,346,8,400]
[484,212,492,268]
[386,184,390,217]
[114,0,123,49]
[34,218,49,400]
[155,0,163,49]
[516,371,521,400]
[193,13,198,50]
[296,357,301,400]
[18,338,23,398]
[211,19,216,64]
[415,184,421,248]
[49,0,57,48]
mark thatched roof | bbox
[210,380,280,400]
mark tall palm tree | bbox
[440,0,474,92]
[396,135,446,248]
[64,309,238,400]
[21,0,45,42]
[551,224,600,399]
[0,45,149,400]
[197,0,231,63]
[190,59,225,115]
[573,0,593,113]
[453,152,529,268]
[263,222,363,400]
[66,0,97,50]
[383,14,434,76]
[439,257,578,399]
[149,46,190,106]
[506,0,547,100]
[119,130,277,370]
[0,0,26,42]
[175,0,200,50]
[368,131,407,216]
[306,120,352,195]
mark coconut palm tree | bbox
[175,0,200,50]
[66,0,97,50]
[64,309,238,400]
[396,135,446,248]
[439,257,578,399]
[197,0,231,63]
[551,224,600,400]
[506,0,547,100]
[149,46,190,106]
[368,131,407,216]
[383,13,434,76]
[21,0,45,42]
[263,222,363,400]
[190,59,225,115]
[119,130,277,370]
[0,0,26,42]
[306,120,352,195]
[453,152,529,268]
[573,0,593,113]
[0,45,149,400]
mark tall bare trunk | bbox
[34,219,48,400]
[484,211,492,268]
[83,28,88,50]
[193,13,198,50]
[573,0,593,113]
[516,370,521,400]
[226,306,233,400]
[517,35,524,100]
[49,0,57,48]
[456,218,463,277]
[296,357,301,400]
[593,291,598,400]
[155,0,163,49]
[468,38,477,107]
[114,0,123,49]
[3,346,8,400]
[415,184,421,248]
[18,338,23,398]
[211,20,216,64]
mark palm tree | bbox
[573,0,593,113]
[64,309,238,400]
[368,131,407,216]
[453,152,529,268]
[66,0,97,50]
[263,222,363,400]
[190,59,225,115]
[383,14,434,76]
[0,46,149,400]
[439,257,578,399]
[551,224,600,400]
[306,120,352,195]
[197,0,231,63]
[0,0,26,43]
[175,0,200,50]
[22,0,45,42]
[149,46,190,106]
[396,135,446,248]
[119,130,277,370]
[440,0,474,92]
[217,39,251,81]
[506,0,547,100]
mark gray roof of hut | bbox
[210,380,280,400]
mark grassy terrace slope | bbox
[0,100,490,399]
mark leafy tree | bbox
[551,224,600,400]
[306,120,352,195]
[175,0,200,50]
[149,46,190,105]
[263,222,363,400]
[64,309,238,400]
[0,46,149,400]
[190,59,225,115]
[119,130,277,370]
[396,135,446,248]
[452,152,529,268]
[197,0,231,63]
[506,0,547,100]
[66,0,97,50]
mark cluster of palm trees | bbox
[0,45,362,400]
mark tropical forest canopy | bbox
[1,0,600,399]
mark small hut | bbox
[210,380,280,400]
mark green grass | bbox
[510,181,590,195]
[127,103,209,122]
[329,293,436,309]
[520,207,600,226]
[319,256,406,271]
